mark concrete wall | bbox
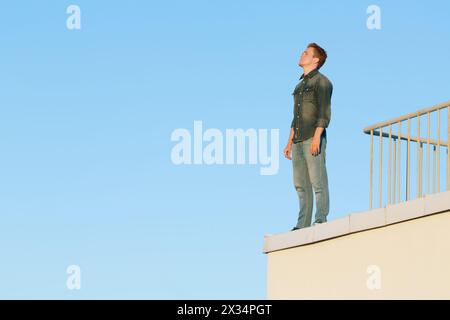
[266,192,450,299]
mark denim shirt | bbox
[290,68,333,143]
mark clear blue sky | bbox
[1,0,450,299]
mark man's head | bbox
[298,43,328,70]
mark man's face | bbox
[298,47,319,68]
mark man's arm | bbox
[284,127,295,160]
[313,126,324,139]
[315,77,333,130]
[310,78,332,155]
[288,127,294,145]
[285,92,298,159]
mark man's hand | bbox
[284,143,292,160]
[310,135,321,156]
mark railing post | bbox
[379,127,383,208]
[433,145,437,194]
[397,121,401,203]
[407,118,411,201]
[417,113,421,197]
[419,142,423,197]
[370,129,373,209]
[438,109,441,193]
[427,112,430,195]
[447,106,450,190]
[393,137,397,204]
[388,125,392,205]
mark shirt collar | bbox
[300,68,319,80]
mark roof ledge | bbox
[263,190,450,253]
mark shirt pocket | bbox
[302,86,315,102]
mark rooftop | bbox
[263,190,450,253]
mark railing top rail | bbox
[363,100,450,134]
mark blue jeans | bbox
[292,134,329,228]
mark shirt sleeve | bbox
[291,93,296,128]
[315,77,333,128]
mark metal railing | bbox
[364,100,450,209]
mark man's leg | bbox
[303,134,329,224]
[292,142,314,228]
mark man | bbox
[283,43,333,230]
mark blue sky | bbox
[1,0,450,299]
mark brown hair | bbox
[307,43,327,69]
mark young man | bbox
[283,43,333,230]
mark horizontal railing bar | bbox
[363,100,450,133]
[365,130,448,147]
